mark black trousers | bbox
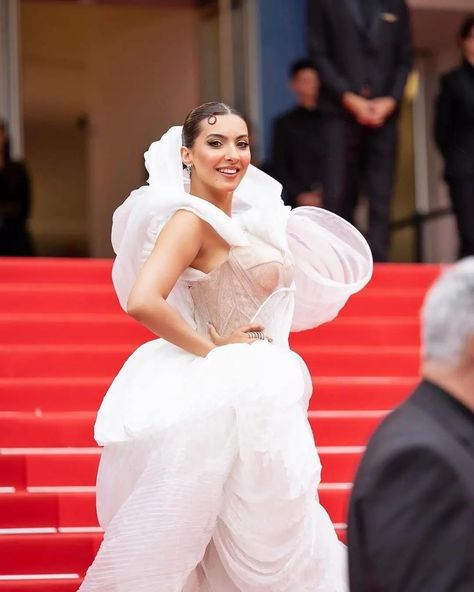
[447,177,474,259]
[0,221,34,256]
[320,115,398,262]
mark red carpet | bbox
[0,258,443,591]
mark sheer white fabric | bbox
[287,207,372,331]
[79,126,373,592]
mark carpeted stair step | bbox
[0,492,97,529]
[0,447,362,489]
[0,527,346,576]
[0,314,151,346]
[311,377,415,410]
[0,533,101,574]
[0,378,112,412]
[0,487,349,529]
[0,411,386,448]
[0,376,416,412]
[0,259,443,288]
[0,258,112,284]
[338,289,426,317]
[0,450,100,490]
[363,264,442,289]
[319,447,363,483]
[0,345,421,378]
[0,284,429,317]
[0,578,83,591]
[0,284,121,315]
[0,314,420,346]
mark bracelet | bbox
[246,330,265,340]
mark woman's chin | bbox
[215,177,241,191]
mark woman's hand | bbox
[208,323,269,346]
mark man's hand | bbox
[343,93,398,127]
[342,92,374,125]
[367,97,397,127]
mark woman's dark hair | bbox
[182,101,245,148]
[458,14,474,40]
[0,119,11,165]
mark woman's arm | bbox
[127,209,215,357]
[127,210,263,356]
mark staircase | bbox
[0,258,443,591]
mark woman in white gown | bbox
[79,102,372,592]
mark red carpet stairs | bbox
[0,258,443,591]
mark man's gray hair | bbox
[422,257,474,365]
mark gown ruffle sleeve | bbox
[111,185,249,315]
[287,207,373,332]
[110,126,250,315]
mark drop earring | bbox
[183,162,192,185]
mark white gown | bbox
[79,127,373,592]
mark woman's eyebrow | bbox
[206,133,249,140]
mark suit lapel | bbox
[343,0,366,34]
[343,0,386,42]
[369,0,386,41]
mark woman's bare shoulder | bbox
[160,208,206,242]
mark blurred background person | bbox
[0,120,33,256]
[269,58,323,209]
[435,15,474,259]
[308,0,412,261]
[347,257,474,591]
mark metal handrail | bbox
[391,207,452,261]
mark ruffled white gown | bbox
[79,127,372,592]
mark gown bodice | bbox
[186,233,295,343]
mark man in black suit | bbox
[435,15,474,258]
[348,257,474,591]
[308,0,412,261]
[270,59,324,209]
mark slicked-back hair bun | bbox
[182,102,245,148]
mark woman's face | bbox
[182,114,251,196]
[461,26,474,63]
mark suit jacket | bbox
[307,0,413,115]
[348,379,474,592]
[434,60,474,180]
[269,106,324,208]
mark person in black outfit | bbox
[269,59,323,209]
[348,257,474,592]
[308,0,412,261]
[0,120,33,256]
[435,15,474,259]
